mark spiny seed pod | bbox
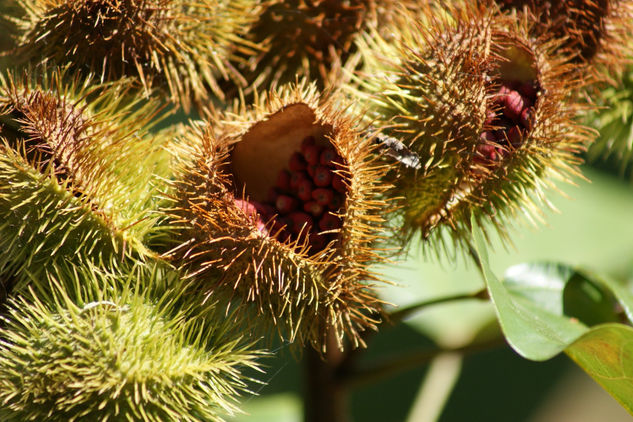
[352,6,593,254]
[586,65,633,176]
[0,68,163,289]
[239,0,415,91]
[168,82,392,351]
[0,266,263,422]
[491,0,633,83]
[7,0,264,111]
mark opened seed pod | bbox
[169,82,391,351]
[7,0,264,110]
[491,0,633,84]
[0,68,161,289]
[352,6,593,254]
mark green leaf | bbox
[471,220,633,414]
[567,324,633,415]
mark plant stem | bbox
[387,288,489,324]
[342,337,503,389]
[304,330,350,422]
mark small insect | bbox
[368,129,422,170]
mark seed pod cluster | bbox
[352,5,593,253]
[7,0,264,110]
[169,82,392,351]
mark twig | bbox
[388,288,489,325]
[341,337,504,389]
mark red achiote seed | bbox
[307,164,317,178]
[477,144,498,161]
[520,107,532,129]
[303,201,324,217]
[253,202,276,219]
[332,174,347,193]
[503,89,524,121]
[506,125,522,148]
[485,109,498,126]
[328,194,344,211]
[319,213,342,231]
[319,147,341,167]
[480,131,496,143]
[288,212,313,235]
[289,152,307,171]
[302,144,323,165]
[276,194,298,214]
[518,81,537,101]
[276,169,291,191]
[309,232,328,251]
[290,171,309,189]
[313,166,333,187]
[312,188,334,206]
[495,84,511,106]
[297,178,314,201]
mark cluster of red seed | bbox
[476,79,539,166]
[234,136,348,253]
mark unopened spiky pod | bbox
[491,0,633,84]
[0,68,163,291]
[353,6,593,253]
[586,65,633,175]
[240,0,412,91]
[0,265,263,422]
[7,0,263,110]
[168,82,391,351]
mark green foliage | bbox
[471,222,633,413]
[0,265,264,422]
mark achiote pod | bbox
[0,68,163,291]
[0,264,264,422]
[7,0,264,110]
[491,0,633,84]
[168,82,392,351]
[352,6,593,254]
[240,0,414,91]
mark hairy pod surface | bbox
[0,266,263,422]
[7,0,264,110]
[352,5,594,255]
[168,82,392,351]
[238,0,417,92]
[491,0,633,84]
[0,68,163,291]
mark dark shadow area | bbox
[349,322,435,422]
[440,346,571,422]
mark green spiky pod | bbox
[0,68,164,293]
[352,6,593,254]
[239,0,418,91]
[586,64,633,176]
[0,264,264,422]
[6,0,264,111]
[489,0,633,85]
[167,82,392,351]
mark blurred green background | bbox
[234,165,633,422]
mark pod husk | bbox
[168,82,393,351]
